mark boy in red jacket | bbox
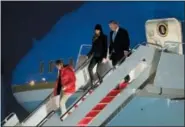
[53,60,76,116]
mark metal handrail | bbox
[164,41,185,44]
[161,41,185,55]
[117,42,146,65]
[149,36,162,48]
[163,41,185,46]
[75,55,93,72]
[146,40,185,53]
[1,112,16,126]
[75,44,92,69]
[146,42,163,49]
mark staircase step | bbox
[92,103,107,110]
[107,90,121,96]
[100,96,115,103]
[85,110,101,117]
[77,117,93,126]
[119,82,128,89]
[77,124,87,127]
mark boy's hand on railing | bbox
[85,56,89,59]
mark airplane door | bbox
[145,18,183,54]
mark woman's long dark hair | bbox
[93,24,104,41]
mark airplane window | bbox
[49,61,54,73]
[39,61,44,74]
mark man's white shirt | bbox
[112,27,119,53]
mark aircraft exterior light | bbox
[29,80,35,86]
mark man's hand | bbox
[102,58,108,63]
[86,56,89,59]
[62,87,66,91]
[124,51,129,57]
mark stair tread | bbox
[105,96,115,98]
[99,102,109,104]
[77,124,87,127]
[92,103,107,110]
[106,96,116,97]
[90,110,101,111]
[108,90,121,96]
[78,117,93,125]
[97,102,108,105]
[86,110,101,117]
[88,110,101,112]
[100,96,115,103]
[84,116,94,119]
[110,90,121,93]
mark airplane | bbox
[2,2,185,126]
[2,17,184,126]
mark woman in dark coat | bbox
[87,24,108,87]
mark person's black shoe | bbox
[80,87,88,92]
[112,66,116,70]
[99,78,103,84]
[114,86,120,90]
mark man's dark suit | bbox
[109,27,130,66]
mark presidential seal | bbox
[157,22,168,37]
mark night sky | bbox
[1,1,84,120]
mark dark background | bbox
[1,1,84,120]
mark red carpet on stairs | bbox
[77,89,121,127]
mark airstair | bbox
[41,43,161,126]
